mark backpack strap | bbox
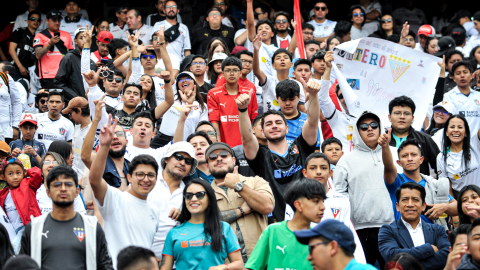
[0,72,9,94]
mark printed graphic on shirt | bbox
[73,227,85,242]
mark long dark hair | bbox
[373,13,399,39]
[423,37,438,54]
[442,115,471,170]
[178,179,224,252]
[93,17,109,36]
[469,45,480,68]
[204,38,231,60]
[0,223,14,269]
[457,185,480,225]
[140,74,158,109]
[48,141,73,166]
[385,253,424,270]
[176,77,207,112]
[424,111,450,135]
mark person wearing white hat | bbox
[9,113,46,168]
[207,52,228,85]
[424,101,456,150]
[147,141,198,259]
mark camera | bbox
[100,70,113,78]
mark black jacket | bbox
[54,49,96,103]
[389,126,440,175]
[457,254,480,270]
[192,24,236,55]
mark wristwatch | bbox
[234,182,244,192]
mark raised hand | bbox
[437,55,445,78]
[444,243,468,270]
[99,114,118,146]
[253,34,262,51]
[156,26,166,43]
[290,19,297,30]
[157,70,171,82]
[235,89,252,110]
[93,94,106,122]
[378,128,392,148]
[324,51,334,68]
[218,166,240,189]
[128,30,141,48]
[400,22,409,40]
[299,77,321,95]
[179,104,195,120]
[179,84,196,104]
[83,69,101,87]
[84,24,94,47]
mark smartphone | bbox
[54,32,60,37]
[422,205,433,217]
[100,59,109,65]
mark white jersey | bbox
[444,87,480,135]
[437,134,480,192]
[121,24,152,46]
[464,34,480,56]
[15,81,27,112]
[244,38,277,78]
[125,143,172,175]
[13,10,47,33]
[276,34,291,49]
[4,192,22,231]
[234,28,247,46]
[36,184,86,215]
[155,53,180,72]
[260,75,305,112]
[109,22,128,39]
[72,123,91,179]
[59,18,92,47]
[350,26,369,40]
[152,21,191,60]
[308,19,337,38]
[464,21,479,40]
[35,112,74,149]
[104,95,123,111]
[0,205,16,245]
[0,73,23,138]
[285,179,366,264]
[172,100,208,140]
[432,128,444,150]
[91,52,112,63]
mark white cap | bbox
[433,101,456,115]
[19,113,37,126]
[208,53,228,65]
[161,141,198,176]
[74,27,87,39]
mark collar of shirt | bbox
[453,86,474,96]
[157,174,185,196]
[103,155,129,187]
[401,217,422,232]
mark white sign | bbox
[332,37,441,130]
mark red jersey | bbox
[33,30,73,79]
[216,75,257,91]
[208,84,258,147]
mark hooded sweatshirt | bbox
[333,112,394,230]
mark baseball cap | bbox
[231,46,248,55]
[294,219,356,253]
[208,53,228,65]
[176,71,197,84]
[46,10,63,20]
[0,141,11,154]
[74,27,87,39]
[98,31,114,44]
[205,142,233,160]
[62,96,88,114]
[20,113,38,126]
[450,10,472,23]
[180,54,196,72]
[451,27,467,44]
[356,111,380,128]
[435,36,456,57]
[160,142,198,176]
[417,25,436,37]
[433,101,456,115]
[0,157,24,173]
[3,255,40,270]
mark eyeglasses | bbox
[51,181,75,189]
[191,62,206,66]
[240,59,253,65]
[141,54,156,59]
[29,17,41,22]
[434,109,450,116]
[173,153,194,165]
[134,172,157,180]
[275,19,288,24]
[392,111,412,116]
[359,122,379,131]
[107,77,123,83]
[315,6,327,11]
[40,99,47,104]
[214,2,226,6]
[208,150,230,161]
[381,18,393,23]
[224,69,240,74]
[404,38,414,42]
[185,191,206,200]
[353,12,364,17]
[308,241,330,255]
[114,131,126,137]
[165,5,177,9]
[205,131,216,137]
[209,12,221,17]
[44,160,59,166]
[303,31,313,36]
[178,77,192,83]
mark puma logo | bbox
[220,102,226,108]
[276,245,287,254]
[181,233,188,236]
[41,231,49,239]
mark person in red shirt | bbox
[33,10,73,89]
[208,57,258,147]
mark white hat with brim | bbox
[433,101,456,115]
[208,53,228,65]
[161,141,198,176]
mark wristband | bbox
[238,206,245,217]
[164,78,171,84]
[224,263,229,270]
[33,153,38,158]
[132,57,140,60]
[238,107,248,112]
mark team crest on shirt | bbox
[59,128,66,135]
[453,174,460,180]
[324,26,329,30]
[222,31,228,37]
[475,99,480,105]
[331,207,340,218]
[73,227,85,242]
[290,145,299,155]
[34,39,40,45]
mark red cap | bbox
[98,31,114,44]
[231,46,248,55]
[417,25,436,37]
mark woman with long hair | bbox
[90,18,110,52]
[457,184,480,225]
[371,14,399,40]
[35,152,86,215]
[469,45,480,70]
[207,52,228,86]
[437,115,480,198]
[424,101,454,149]
[48,140,74,167]
[424,37,439,55]
[161,179,243,270]
[204,38,231,61]
[139,74,159,110]
[326,35,341,51]
[384,253,424,270]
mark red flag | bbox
[294,0,305,59]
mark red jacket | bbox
[0,167,43,226]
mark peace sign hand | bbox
[99,114,119,146]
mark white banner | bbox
[332,37,441,130]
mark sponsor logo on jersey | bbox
[239,160,248,166]
[33,38,40,45]
[331,207,340,218]
[459,111,480,117]
[181,241,189,248]
[220,115,239,122]
[475,99,480,105]
[73,227,85,242]
[453,173,460,180]
[273,164,303,178]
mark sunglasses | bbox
[29,17,41,22]
[114,131,126,137]
[381,18,392,23]
[353,12,364,17]
[205,131,216,136]
[359,122,379,131]
[275,19,288,24]
[178,77,192,83]
[208,150,230,161]
[173,153,194,165]
[434,109,450,116]
[48,89,64,93]
[141,54,156,59]
[107,77,123,83]
[40,99,47,104]
[315,6,327,11]
[214,2,225,6]
[44,160,59,166]
[185,191,206,200]
[165,5,177,8]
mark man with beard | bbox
[208,142,274,261]
[152,0,191,60]
[146,0,182,27]
[273,11,291,48]
[20,165,113,270]
[35,90,49,113]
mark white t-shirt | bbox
[350,26,369,40]
[59,18,92,47]
[432,129,444,150]
[125,143,171,175]
[307,19,337,38]
[464,34,480,55]
[35,113,75,149]
[121,24,153,46]
[36,184,86,215]
[4,192,22,231]
[234,28,247,46]
[13,10,47,33]
[155,53,180,72]
[72,123,91,179]
[437,134,480,192]
[15,81,27,112]
[444,87,480,135]
[109,22,129,39]
[96,186,160,269]
[147,176,185,258]
[0,205,16,244]
[171,100,208,140]
[244,38,276,78]
[152,21,191,60]
[261,75,305,111]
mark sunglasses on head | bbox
[107,77,123,83]
[208,150,230,161]
[185,191,206,200]
[359,122,379,131]
[178,77,192,83]
[353,12,364,17]
[315,6,327,11]
[275,19,288,24]
[173,153,194,165]
[141,54,156,59]
[381,18,392,23]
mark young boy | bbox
[321,137,344,170]
[189,55,214,101]
[292,59,313,84]
[310,50,327,83]
[0,157,43,251]
[245,178,326,270]
[9,113,47,168]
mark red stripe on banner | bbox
[294,0,305,59]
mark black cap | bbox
[205,142,234,159]
[180,54,196,72]
[3,255,40,270]
[451,27,467,44]
[357,111,380,128]
[450,10,472,23]
[46,9,63,20]
[435,36,456,57]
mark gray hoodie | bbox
[333,112,394,230]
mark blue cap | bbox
[294,220,356,253]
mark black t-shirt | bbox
[192,25,236,55]
[10,27,35,68]
[148,14,167,26]
[114,105,157,130]
[199,82,214,101]
[247,134,316,223]
[232,144,256,177]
